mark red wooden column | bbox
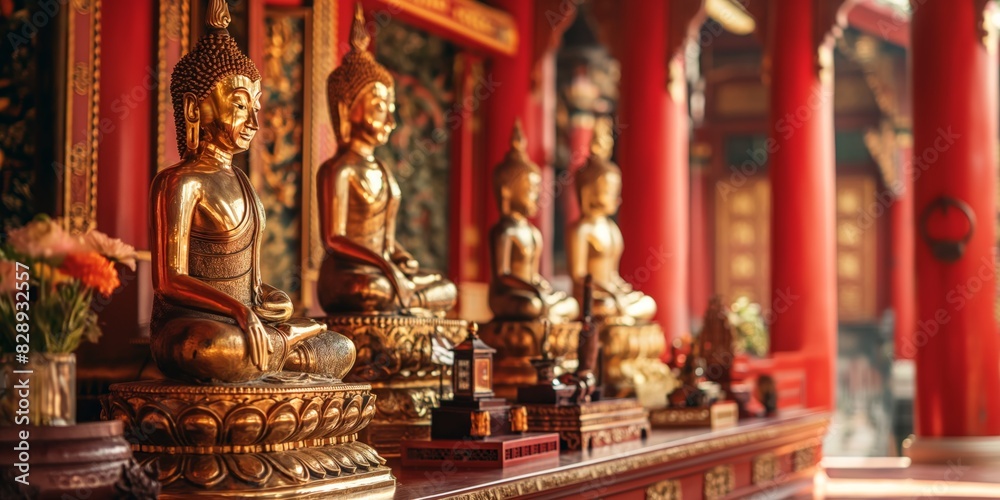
[480,0,535,282]
[766,0,837,409]
[617,0,689,343]
[906,0,1000,461]
[891,139,916,361]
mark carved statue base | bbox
[523,398,650,451]
[648,401,739,429]
[0,421,158,499]
[599,321,676,407]
[401,433,561,469]
[324,315,468,457]
[103,375,395,498]
[479,320,581,399]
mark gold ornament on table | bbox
[567,116,656,324]
[480,121,582,399]
[316,3,465,457]
[489,121,579,323]
[104,2,393,496]
[318,3,456,316]
[566,116,672,407]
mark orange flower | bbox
[59,252,120,297]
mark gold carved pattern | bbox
[792,445,817,472]
[384,0,517,55]
[752,452,777,484]
[525,399,651,451]
[716,177,770,310]
[599,322,671,405]
[63,0,100,235]
[326,315,467,383]
[835,176,877,321]
[479,320,580,396]
[156,0,190,171]
[646,479,682,500]
[703,464,735,500]
[103,379,378,453]
[442,413,829,499]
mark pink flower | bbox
[6,217,82,259]
[83,230,137,271]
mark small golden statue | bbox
[315,4,466,457]
[317,4,456,316]
[567,117,656,324]
[149,0,355,384]
[488,122,580,323]
[107,2,393,496]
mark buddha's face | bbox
[584,171,622,216]
[197,74,262,154]
[349,81,396,147]
[509,170,542,218]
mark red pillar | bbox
[480,0,535,282]
[689,143,712,320]
[908,0,1000,451]
[891,143,916,361]
[618,0,688,343]
[767,0,836,409]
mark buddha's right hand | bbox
[236,308,273,371]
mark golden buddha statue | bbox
[489,122,580,323]
[149,1,355,383]
[567,117,657,324]
[317,5,457,316]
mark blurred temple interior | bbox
[2,0,1000,498]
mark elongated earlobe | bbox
[184,93,201,155]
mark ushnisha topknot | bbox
[170,0,261,157]
[492,120,541,211]
[574,116,622,208]
[327,3,395,146]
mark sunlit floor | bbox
[795,458,1000,499]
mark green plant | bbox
[727,296,770,357]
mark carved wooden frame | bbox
[61,0,102,235]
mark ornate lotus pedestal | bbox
[103,375,394,499]
[479,320,581,400]
[522,398,651,451]
[599,320,675,407]
[324,315,467,457]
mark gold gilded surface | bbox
[600,321,674,407]
[752,452,777,485]
[104,378,394,497]
[568,117,657,323]
[325,314,466,456]
[489,122,580,322]
[150,0,356,384]
[646,479,682,500]
[479,320,580,398]
[115,2,391,496]
[318,4,456,316]
[704,464,735,499]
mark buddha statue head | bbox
[493,121,542,218]
[575,117,622,218]
[327,4,396,150]
[170,0,262,158]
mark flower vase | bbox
[0,352,76,426]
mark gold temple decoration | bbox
[752,452,778,485]
[646,479,683,500]
[488,121,580,323]
[62,0,100,234]
[568,117,656,324]
[106,1,392,496]
[565,117,672,406]
[703,464,736,499]
[317,4,462,456]
[318,3,457,316]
